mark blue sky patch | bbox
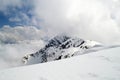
[0,1,33,28]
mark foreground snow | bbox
[0,47,120,80]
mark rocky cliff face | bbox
[22,35,102,65]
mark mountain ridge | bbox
[22,34,102,65]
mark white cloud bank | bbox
[0,0,120,44]
[0,26,45,70]
[0,40,45,69]
[0,25,45,44]
[31,0,120,44]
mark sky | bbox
[0,0,33,27]
[0,0,120,70]
[0,0,120,44]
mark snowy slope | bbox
[0,47,120,80]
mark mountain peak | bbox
[22,35,102,65]
[45,34,71,48]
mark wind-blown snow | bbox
[0,47,120,80]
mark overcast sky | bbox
[0,0,120,44]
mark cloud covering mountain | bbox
[0,0,120,70]
[0,0,120,44]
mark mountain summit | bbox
[22,34,102,65]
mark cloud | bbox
[0,25,45,44]
[0,0,120,45]
[0,25,45,70]
[0,0,35,26]
[0,0,22,12]
[0,40,45,70]
[30,0,120,44]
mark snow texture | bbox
[0,47,120,80]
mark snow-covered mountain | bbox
[0,47,120,80]
[22,34,102,65]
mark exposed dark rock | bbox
[22,34,101,64]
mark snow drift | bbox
[0,47,120,80]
